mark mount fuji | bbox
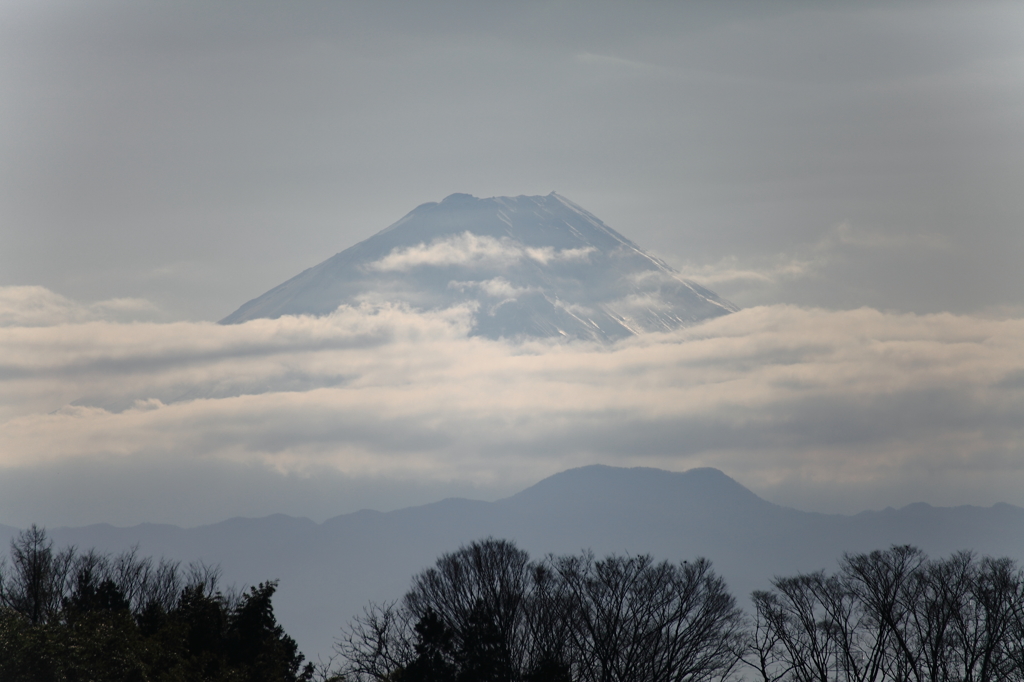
[221,193,735,340]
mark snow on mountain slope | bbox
[220,193,736,340]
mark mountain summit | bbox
[221,192,736,340]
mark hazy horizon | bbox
[2,1,1023,528]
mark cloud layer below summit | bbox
[2,286,1023,526]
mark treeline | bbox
[3,529,1024,682]
[747,545,1024,682]
[0,525,314,682]
[338,539,743,682]
[336,539,1024,682]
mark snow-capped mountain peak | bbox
[221,193,736,340]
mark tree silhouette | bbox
[340,539,742,682]
[0,526,314,682]
[744,546,1024,682]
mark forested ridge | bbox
[2,530,1023,682]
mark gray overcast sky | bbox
[3,0,1023,319]
[1,1,1024,526]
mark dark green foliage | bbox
[398,603,518,682]
[228,582,312,682]
[399,609,457,682]
[0,525,314,682]
[456,602,512,682]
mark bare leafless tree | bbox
[749,546,1024,682]
[742,592,793,682]
[403,537,534,679]
[337,600,416,682]
[0,525,76,625]
[338,541,743,682]
[524,559,577,677]
[551,553,743,682]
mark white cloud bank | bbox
[1,286,1023,525]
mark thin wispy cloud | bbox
[449,277,536,299]
[674,221,955,307]
[676,255,817,288]
[825,222,952,252]
[573,52,669,77]
[0,286,163,327]
[366,233,596,272]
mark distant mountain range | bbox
[4,465,1022,663]
[220,193,736,341]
